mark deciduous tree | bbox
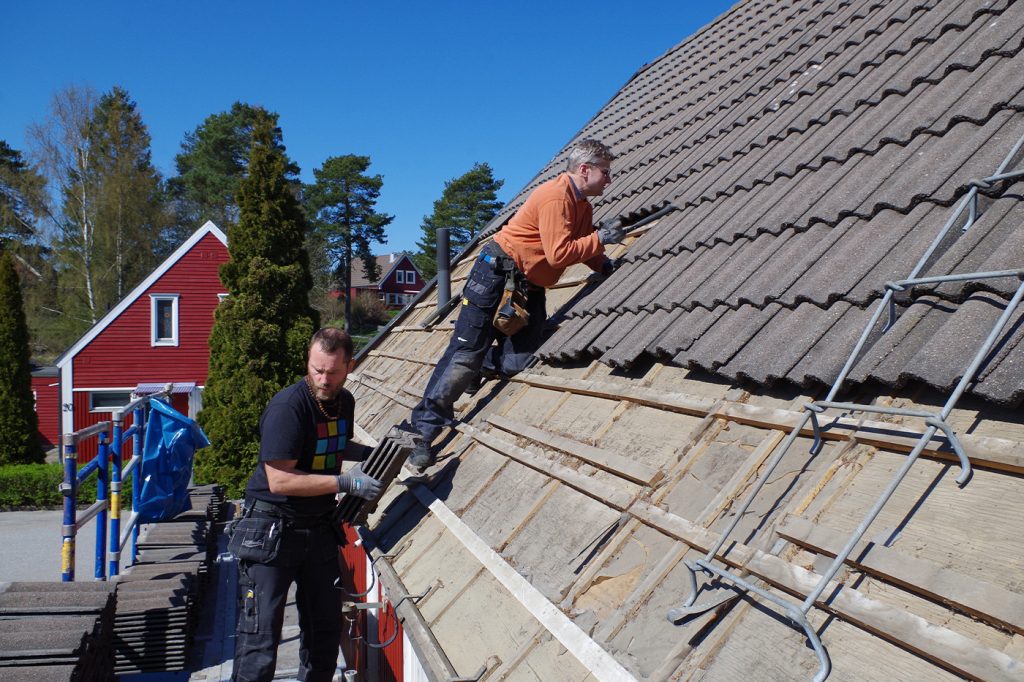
[305,155,392,330]
[86,87,167,300]
[27,86,167,337]
[26,85,101,327]
[196,114,318,496]
[414,162,503,280]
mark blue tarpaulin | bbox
[136,399,210,523]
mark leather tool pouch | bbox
[227,515,282,563]
[493,284,529,336]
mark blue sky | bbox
[3,1,736,254]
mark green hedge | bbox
[0,462,134,510]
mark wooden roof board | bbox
[422,557,539,677]
[456,454,555,551]
[353,353,1024,679]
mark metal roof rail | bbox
[666,132,1024,682]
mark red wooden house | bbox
[348,253,424,308]
[30,364,60,452]
[54,221,229,461]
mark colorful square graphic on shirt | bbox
[312,419,347,470]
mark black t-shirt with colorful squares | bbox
[244,379,356,515]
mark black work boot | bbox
[407,441,435,472]
[463,368,501,395]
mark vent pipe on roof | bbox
[436,228,451,312]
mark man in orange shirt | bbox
[407,139,626,470]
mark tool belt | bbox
[480,243,530,336]
[244,498,331,529]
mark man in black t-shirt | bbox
[231,328,382,682]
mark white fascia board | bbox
[56,221,227,368]
[60,362,74,440]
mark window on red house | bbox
[150,294,180,346]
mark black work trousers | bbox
[411,242,546,444]
[231,514,343,682]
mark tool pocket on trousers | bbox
[463,261,503,308]
[227,516,282,563]
[238,579,260,634]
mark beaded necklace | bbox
[305,375,341,420]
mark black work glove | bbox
[596,218,626,245]
[336,462,383,501]
[601,257,625,277]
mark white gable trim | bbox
[61,362,73,440]
[56,221,227,369]
[376,255,406,288]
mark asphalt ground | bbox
[0,509,339,681]
[0,509,95,582]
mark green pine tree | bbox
[304,155,393,331]
[0,140,46,248]
[0,249,44,465]
[31,86,169,337]
[86,87,168,299]
[194,114,318,496]
[414,162,503,280]
[169,102,298,238]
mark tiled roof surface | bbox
[521,0,1024,406]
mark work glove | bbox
[600,258,621,277]
[596,218,626,245]
[336,462,383,501]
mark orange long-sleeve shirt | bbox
[493,174,608,288]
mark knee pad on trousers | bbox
[435,352,480,403]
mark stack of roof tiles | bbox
[111,484,224,675]
[504,0,1024,406]
[0,582,116,681]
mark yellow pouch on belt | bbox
[493,287,529,336]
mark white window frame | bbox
[405,270,416,285]
[218,293,229,303]
[89,389,133,413]
[396,270,405,285]
[150,294,180,347]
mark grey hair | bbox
[566,139,613,172]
